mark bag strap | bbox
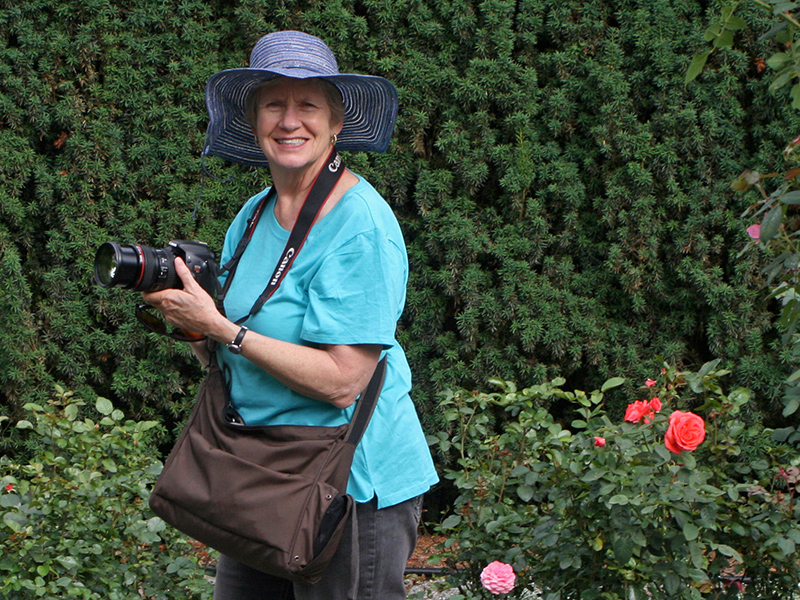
[344,356,387,447]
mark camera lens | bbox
[94,242,180,292]
[94,242,143,289]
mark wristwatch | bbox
[226,326,248,354]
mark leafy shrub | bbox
[0,387,213,600]
[430,361,800,599]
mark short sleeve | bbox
[301,231,406,347]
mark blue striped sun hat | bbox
[203,30,399,167]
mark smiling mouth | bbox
[276,138,307,147]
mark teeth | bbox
[277,139,305,146]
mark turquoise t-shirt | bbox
[216,175,439,509]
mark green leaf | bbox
[517,485,534,502]
[773,2,800,15]
[147,516,166,532]
[712,29,734,48]
[609,494,629,505]
[714,544,743,562]
[3,513,22,533]
[95,397,114,416]
[689,541,705,569]
[767,52,792,71]
[681,452,697,470]
[15,420,33,430]
[778,537,796,556]
[441,515,461,529]
[664,571,681,596]
[683,522,699,541]
[780,190,800,205]
[653,444,671,462]
[725,15,747,30]
[769,68,796,93]
[601,377,625,392]
[731,171,758,190]
[784,397,800,417]
[705,23,722,40]
[0,494,20,508]
[56,556,78,570]
[685,51,711,84]
[760,204,783,243]
[582,469,606,483]
[64,404,79,422]
[613,537,634,564]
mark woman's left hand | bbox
[141,258,224,337]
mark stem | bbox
[751,0,800,30]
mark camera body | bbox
[94,240,217,296]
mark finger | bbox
[173,257,201,292]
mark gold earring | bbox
[331,133,338,146]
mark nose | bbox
[279,105,301,130]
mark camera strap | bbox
[216,147,346,325]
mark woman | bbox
[142,30,439,600]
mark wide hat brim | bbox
[203,66,399,167]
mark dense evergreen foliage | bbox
[1,0,798,436]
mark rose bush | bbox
[0,386,213,599]
[429,360,800,599]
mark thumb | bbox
[174,257,202,293]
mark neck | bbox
[270,150,357,230]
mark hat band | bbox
[255,59,337,76]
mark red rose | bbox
[625,398,661,424]
[624,400,650,423]
[664,410,705,454]
[594,437,606,447]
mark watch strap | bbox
[226,326,248,354]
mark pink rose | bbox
[645,379,656,388]
[747,224,761,240]
[594,437,606,447]
[650,397,662,412]
[664,411,705,454]
[481,561,516,595]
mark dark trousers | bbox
[213,495,423,600]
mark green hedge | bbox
[1,0,798,436]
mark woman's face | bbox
[253,77,343,177]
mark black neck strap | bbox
[216,148,345,325]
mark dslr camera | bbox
[94,240,218,296]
